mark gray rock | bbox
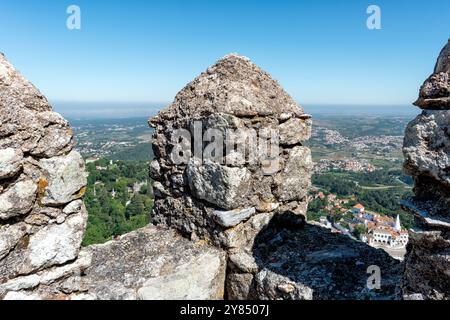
[206,113,245,131]
[305,246,359,263]
[244,223,402,300]
[0,223,29,260]
[403,293,425,300]
[152,181,169,198]
[81,226,226,300]
[274,146,313,202]
[402,40,450,300]
[404,110,450,188]
[150,54,304,120]
[30,122,73,158]
[149,160,161,180]
[0,179,37,220]
[3,291,42,300]
[150,53,313,254]
[402,231,450,300]
[0,250,92,299]
[63,200,84,215]
[137,252,224,300]
[226,273,255,300]
[435,39,450,73]
[221,212,274,250]
[254,269,313,300]
[212,208,256,228]
[401,199,450,229]
[27,204,87,270]
[0,148,23,179]
[415,39,450,109]
[278,117,312,145]
[0,54,51,112]
[0,55,88,300]
[71,293,98,300]
[229,251,259,273]
[186,158,251,210]
[39,150,87,205]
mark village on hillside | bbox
[309,191,409,259]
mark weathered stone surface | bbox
[0,250,92,297]
[27,206,87,270]
[221,212,275,250]
[402,231,450,300]
[278,117,312,145]
[0,202,88,281]
[3,291,42,300]
[186,159,251,210]
[404,110,450,189]
[226,218,402,300]
[0,179,37,220]
[212,208,256,228]
[254,269,313,300]
[151,54,304,120]
[228,251,259,273]
[81,226,226,300]
[402,109,450,231]
[0,54,88,300]
[0,148,23,179]
[1,226,227,300]
[137,251,224,300]
[0,53,51,112]
[402,40,450,300]
[0,223,29,260]
[150,54,312,253]
[401,199,450,230]
[274,146,313,202]
[39,150,87,206]
[0,87,73,157]
[31,122,74,158]
[414,39,450,109]
[149,159,162,180]
[226,272,255,300]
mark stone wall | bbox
[0,53,88,299]
[149,54,313,253]
[0,54,226,300]
[402,39,450,300]
[148,55,319,300]
[146,54,403,300]
[2,46,448,300]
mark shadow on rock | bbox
[240,212,403,300]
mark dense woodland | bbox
[82,159,153,246]
[82,159,415,245]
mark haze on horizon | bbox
[52,101,419,120]
[2,0,450,108]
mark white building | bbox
[363,214,409,248]
[353,203,365,214]
[368,227,409,248]
[395,215,401,232]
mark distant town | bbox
[311,191,408,259]
[71,115,415,257]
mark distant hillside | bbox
[109,142,154,161]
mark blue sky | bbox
[1,0,450,107]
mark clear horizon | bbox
[53,100,420,120]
